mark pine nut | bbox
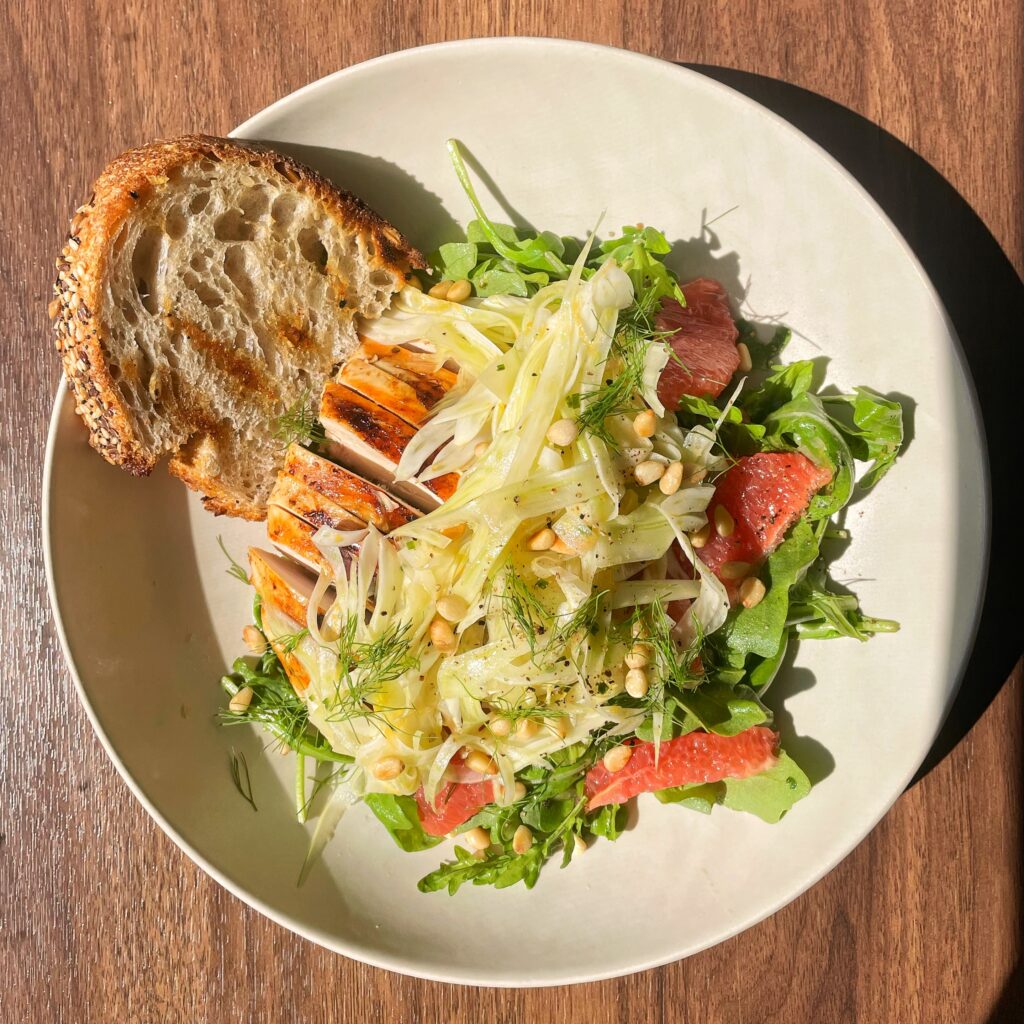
[463,826,491,851]
[714,505,736,537]
[737,341,753,372]
[720,561,751,580]
[550,537,575,555]
[489,716,512,737]
[512,824,534,855]
[633,409,656,438]
[526,527,557,551]
[659,461,683,495]
[466,750,499,775]
[229,686,254,713]
[690,522,711,548]
[372,755,404,781]
[625,668,649,698]
[474,441,488,458]
[631,619,648,639]
[428,280,453,299]
[436,594,469,622]
[546,419,579,447]
[447,278,472,303]
[514,781,527,801]
[602,745,632,773]
[740,577,767,608]
[634,460,666,486]
[619,489,639,515]
[241,625,266,654]
[405,274,422,291]
[625,644,650,670]
[515,718,539,740]
[429,616,457,653]
[572,833,587,857]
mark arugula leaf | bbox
[364,794,443,852]
[761,392,855,519]
[740,359,817,422]
[436,241,478,280]
[787,566,900,640]
[675,681,772,736]
[588,803,627,840]
[418,844,546,895]
[654,781,723,814]
[594,225,684,305]
[712,517,821,665]
[721,751,811,823]
[822,387,904,490]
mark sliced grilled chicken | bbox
[338,357,445,427]
[266,504,336,575]
[249,547,328,624]
[356,339,458,393]
[319,383,458,510]
[272,443,419,533]
[248,547,331,691]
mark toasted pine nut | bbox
[428,279,453,299]
[625,668,649,698]
[625,644,650,670]
[241,625,267,654]
[405,274,422,291]
[603,745,632,773]
[634,460,666,486]
[466,750,499,775]
[372,755,404,781]
[714,505,736,537]
[474,441,488,458]
[526,527,557,551]
[436,594,469,622]
[463,826,491,851]
[513,781,527,801]
[737,341,753,372]
[546,419,579,447]
[447,278,472,302]
[429,616,457,653]
[659,461,683,495]
[619,489,639,515]
[489,716,512,737]
[229,686,254,713]
[572,833,587,856]
[631,619,648,639]
[690,522,711,548]
[550,537,575,555]
[512,824,534,855]
[515,718,539,740]
[720,561,751,580]
[740,577,767,608]
[633,409,657,438]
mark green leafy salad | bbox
[218,141,905,894]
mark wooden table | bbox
[2,2,1021,1021]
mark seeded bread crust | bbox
[50,134,427,519]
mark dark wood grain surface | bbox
[1,3,1021,1022]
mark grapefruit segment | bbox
[585,727,779,810]
[415,781,494,837]
[656,278,740,407]
[699,452,832,588]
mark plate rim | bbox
[43,36,991,987]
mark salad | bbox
[218,141,904,894]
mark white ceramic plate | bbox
[44,39,987,986]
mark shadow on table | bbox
[686,63,1024,1020]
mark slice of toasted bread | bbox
[51,135,426,519]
